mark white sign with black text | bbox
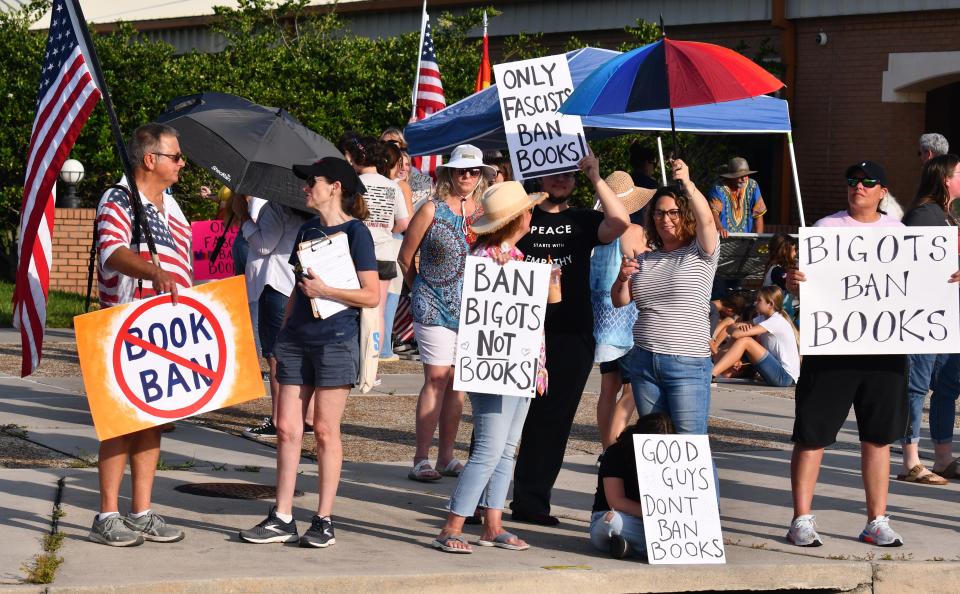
[634,435,725,565]
[453,256,549,398]
[493,54,587,180]
[799,227,960,355]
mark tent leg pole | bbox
[787,132,806,228]
[657,136,668,185]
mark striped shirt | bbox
[96,184,192,308]
[630,239,719,357]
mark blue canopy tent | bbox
[405,47,805,225]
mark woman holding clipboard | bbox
[239,157,379,549]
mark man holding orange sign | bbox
[88,123,191,547]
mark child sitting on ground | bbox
[590,412,674,559]
[711,286,800,387]
[710,292,748,356]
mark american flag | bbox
[13,0,101,377]
[412,15,445,178]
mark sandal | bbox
[408,459,442,482]
[431,533,472,554]
[933,457,960,479]
[437,458,464,477]
[477,531,530,551]
[895,463,948,485]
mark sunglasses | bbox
[652,208,681,220]
[553,171,577,180]
[846,177,880,188]
[153,152,185,163]
[456,168,482,178]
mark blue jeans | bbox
[589,510,646,557]
[754,352,795,387]
[902,353,960,444]
[448,393,531,517]
[381,291,400,358]
[627,347,712,435]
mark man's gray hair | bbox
[128,123,179,169]
[919,133,949,156]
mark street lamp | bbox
[59,158,85,208]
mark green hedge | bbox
[0,0,737,281]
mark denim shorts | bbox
[258,285,289,359]
[599,355,632,384]
[274,335,359,388]
[754,352,795,387]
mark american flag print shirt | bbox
[96,184,192,308]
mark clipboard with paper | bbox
[296,231,359,319]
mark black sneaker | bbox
[610,534,632,559]
[242,417,277,439]
[300,515,336,548]
[239,506,298,544]
[303,423,314,436]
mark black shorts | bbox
[599,355,631,384]
[275,335,359,388]
[377,260,397,280]
[792,354,909,447]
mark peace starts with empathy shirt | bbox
[516,207,605,334]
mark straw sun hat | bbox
[470,181,547,235]
[601,170,656,215]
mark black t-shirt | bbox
[902,202,948,227]
[592,437,642,512]
[517,206,605,334]
[631,171,658,190]
[283,218,377,345]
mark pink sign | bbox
[191,220,238,281]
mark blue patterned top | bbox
[590,238,637,362]
[412,197,482,329]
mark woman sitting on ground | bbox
[590,412,674,559]
[711,286,800,387]
[431,181,548,554]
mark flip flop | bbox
[933,457,960,479]
[477,531,530,551]
[895,463,948,485]
[438,458,464,477]
[431,533,472,554]
[408,459,441,482]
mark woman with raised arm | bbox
[612,159,719,437]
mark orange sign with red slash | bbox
[75,276,264,440]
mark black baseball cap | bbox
[845,160,888,187]
[293,157,367,195]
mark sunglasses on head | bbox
[456,167,482,178]
[846,177,880,188]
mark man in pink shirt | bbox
[785,161,907,548]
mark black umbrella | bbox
[157,92,343,211]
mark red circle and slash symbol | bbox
[111,295,227,419]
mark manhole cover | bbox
[174,482,303,500]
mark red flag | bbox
[412,14,446,178]
[13,0,101,376]
[474,12,491,92]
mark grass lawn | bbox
[0,280,95,328]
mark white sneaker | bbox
[786,514,823,547]
[859,515,903,547]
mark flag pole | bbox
[411,0,428,119]
[66,0,159,265]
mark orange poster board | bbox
[74,276,265,440]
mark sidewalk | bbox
[2,337,960,591]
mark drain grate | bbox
[174,482,303,500]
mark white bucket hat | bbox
[438,144,496,177]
